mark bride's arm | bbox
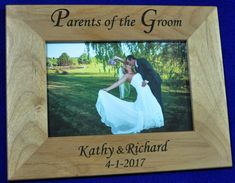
[104,75,127,92]
[113,56,124,62]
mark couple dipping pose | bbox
[96,55,164,134]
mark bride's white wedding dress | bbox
[96,73,164,134]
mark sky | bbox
[46,43,93,58]
[46,42,135,58]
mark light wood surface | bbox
[7,16,48,179]
[7,5,215,41]
[6,5,232,180]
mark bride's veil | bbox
[118,67,130,99]
[111,56,130,99]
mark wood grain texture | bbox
[188,9,231,160]
[6,5,232,180]
[11,132,223,179]
[7,5,215,41]
[7,16,48,179]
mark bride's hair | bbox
[126,55,136,60]
[123,61,136,74]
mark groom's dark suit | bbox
[135,58,164,111]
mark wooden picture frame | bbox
[6,5,232,180]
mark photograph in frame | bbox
[46,41,192,137]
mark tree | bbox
[47,57,58,68]
[78,53,90,64]
[85,41,189,90]
[57,52,72,66]
[86,42,125,72]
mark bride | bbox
[96,61,164,134]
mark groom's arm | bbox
[136,61,149,86]
[138,58,154,81]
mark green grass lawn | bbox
[47,65,193,137]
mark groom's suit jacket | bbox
[135,58,164,111]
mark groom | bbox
[126,55,164,112]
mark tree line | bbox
[85,41,189,90]
[47,52,91,67]
[47,41,190,91]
